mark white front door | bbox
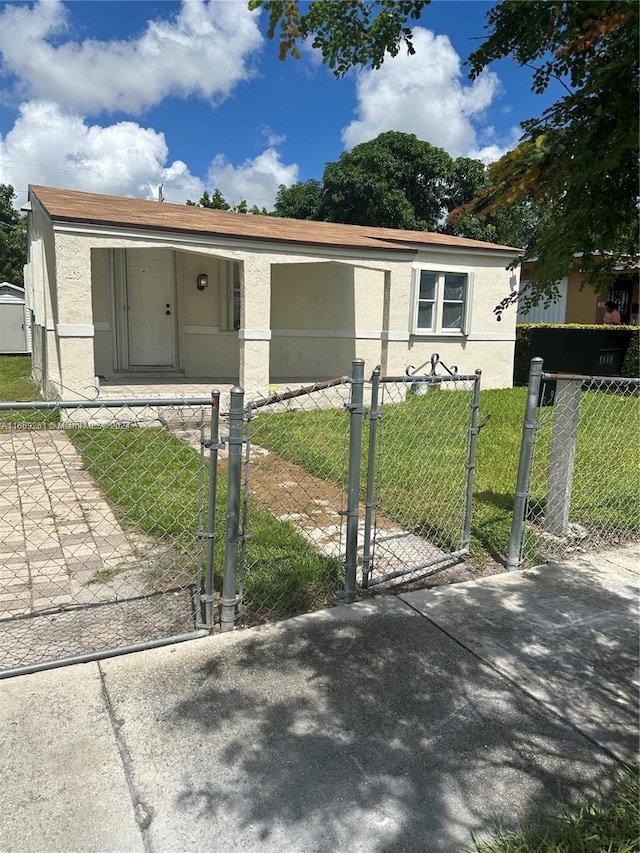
[126,249,175,367]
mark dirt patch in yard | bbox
[229,447,505,592]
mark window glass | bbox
[417,304,433,329]
[442,303,463,329]
[444,274,465,301]
[419,271,436,300]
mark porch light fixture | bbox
[197,273,209,291]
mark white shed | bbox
[0,282,31,354]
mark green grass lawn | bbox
[250,386,640,567]
[70,426,340,621]
[0,354,58,426]
[472,766,639,853]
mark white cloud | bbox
[207,147,299,209]
[0,0,263,115]
[341,27,503,158]
[258,125,287,148]
[0,100,204,206]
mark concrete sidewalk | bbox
[1,545,638,853]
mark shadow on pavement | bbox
[100,560,637,852]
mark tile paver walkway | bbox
[0,429,143,618]
[0,427,194,670]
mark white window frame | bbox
[220,260,242,331]
[411,263,474,336]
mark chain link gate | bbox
[361,357,482,588]
[231,357,482,617]
[0,395,217,677]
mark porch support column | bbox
[381,263,413,376]
[239,255,271,394]
[54,236,96,398]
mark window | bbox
[230,261,241,331]
[221,261,241,331]
[413,268,472,334]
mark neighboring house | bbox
[24,185,521,399]
[0,281,31,354]
[518,258,639,325]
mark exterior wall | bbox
[26,206,518,396]
[177,251,239,379]
[25,198,63,396]
[270,262,357,380]
[566,270,600,324]
[91,248,111,378]
[388,250,518,388]
[353,266,387,370]
[54,234,95,395]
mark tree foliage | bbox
[274,178,323,220]
[252,0,639,314]
[186,188,269,216]
[249,0,429,76]
[274,131,537,248]
[320,132,484,231]
[0,184,27,286]
[461,1,640,316]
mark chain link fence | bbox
[241,378,352,623]
[0,397,213,676]
[1,356,483,673]
[508,359,640,568]
[363,367,481,588]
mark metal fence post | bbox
[361,365,381,589]
[222,386,244,631]
[461,370,482,553]
[507,357,543,571]
[202,390,220,629]
[344,358,365,604]
[545,379,581,537]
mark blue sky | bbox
[0,0,559,210]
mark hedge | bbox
[514,324,639,386]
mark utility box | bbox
[531,327,632,376]
[0,282,31,354]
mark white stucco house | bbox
[23,185,520,398]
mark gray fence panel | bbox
[0,397,215,676]
[509,360,640,567]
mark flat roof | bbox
[29,185,520,255]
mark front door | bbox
[126,249,175,367]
